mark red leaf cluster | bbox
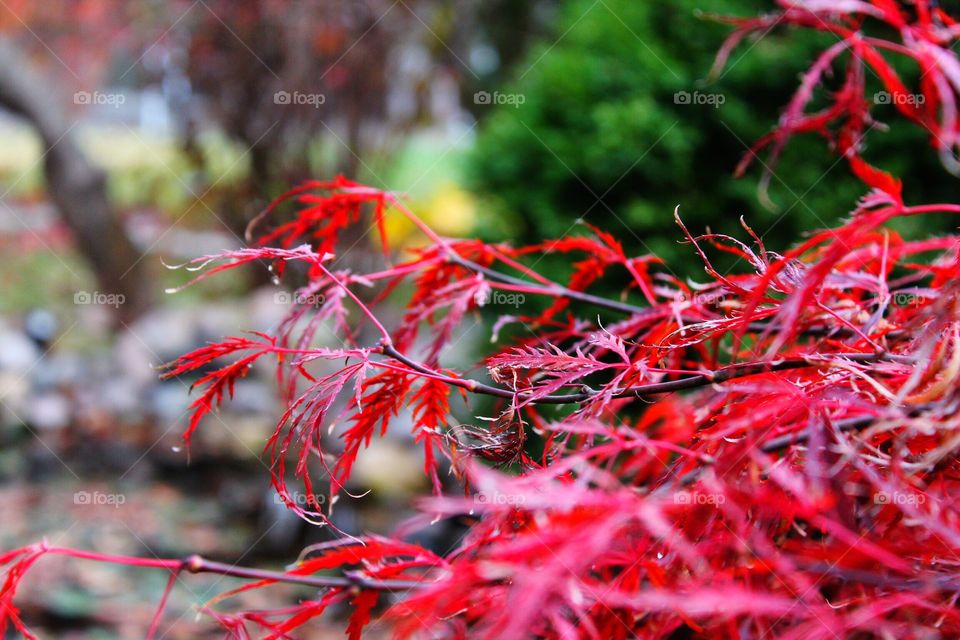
[66,176,960,637]
[713,0,960,202]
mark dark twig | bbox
[381,343,913,405]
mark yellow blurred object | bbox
[425,182,476,235]
[385,181,477,250]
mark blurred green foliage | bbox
[467,0,958,276]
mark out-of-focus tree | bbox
[0,0,150,320]
[0,0,483,297]
[171,1,394,231]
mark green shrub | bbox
[467,0,956,273]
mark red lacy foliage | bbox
[713,0,960,202]
[7,2,960,638]
[246,176,390,257]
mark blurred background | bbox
[0,0,954,636]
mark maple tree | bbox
[6,1,960,638]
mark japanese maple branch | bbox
[759,403,933,453]
[378,342,912,405]
[40,545,429,591]
[669,404,935,490]
[403,239,922,340]
[443,250,646,315]
[182,556,425,590]
[378,191,647,313]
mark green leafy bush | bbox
[468,0,956,271]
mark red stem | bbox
[314,263,393,344]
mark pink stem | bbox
[314,263,392,344]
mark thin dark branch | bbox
[381,343,912,405]
[445,250,646,315]
[669,404,933,489]
[445,249,910,345]
[183,555,427,591]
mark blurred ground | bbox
[0,292,432,636]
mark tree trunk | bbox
[0,40,150,323]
